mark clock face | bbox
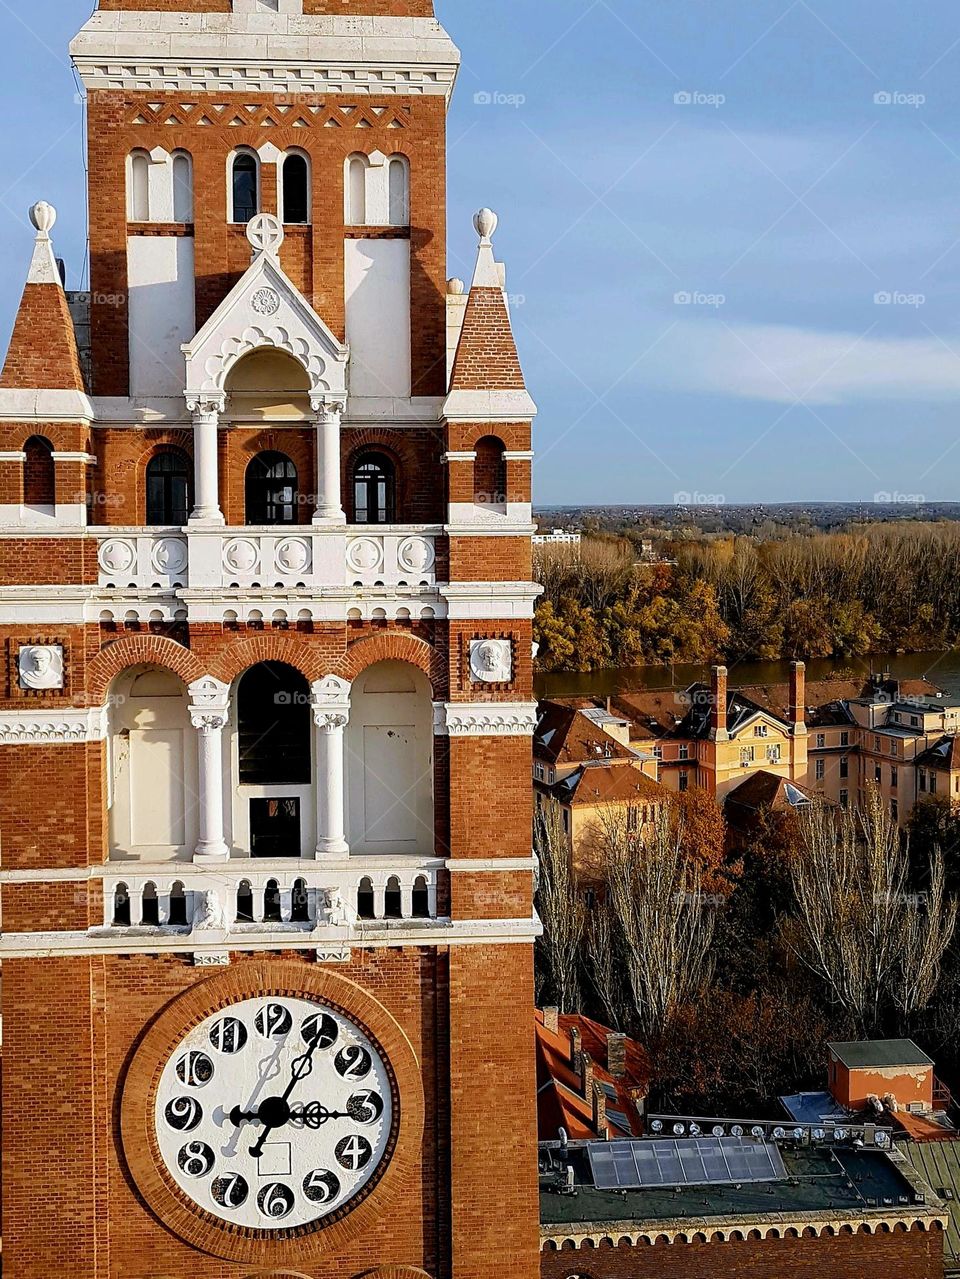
[154,996,394,1231]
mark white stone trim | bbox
[441,450,477,464]
[440,582,541,620]
[51,451,98,465]
[446,857,537,873]
[502,450,535,462]
[70,13,461,101]
[436,702,538,737]
[446,503,534,531]
[0,452,26,462]
[442,389,538,422]
[0,917,540,959]
[0,389,95,423]
[0,706,108,745]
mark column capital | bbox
[310,396,346,419]
[189,709,228,733]
[314,710,349,733]
[185,391,226,419]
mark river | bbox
[535,650,960,703]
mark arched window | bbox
[23,435,55,508]
[292,876,310,922]
[412,874,430,918]
[237,662,311,787]
[245,451,298,525]
[172,151,193,223]
[231,151,259,224]
[236,879,254,923]
[264,879,282,922]
[352,452,395,524]
[345,154,367,225]
[282,152,310,225]
[145,449,191,525]
[474,435,507,507]
[169,881,188,926]
[388,156,409,227]
[357,876,375,920]
[113,883,131,926]
[384,875,402,919]
[141,881,159,926]
[128,150,150,221]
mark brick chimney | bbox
[543,1006,559,1034]
[711,665,728,741]
[607,1032,627,1079]
[569,1025,582,1072]
[790,661,807,734]
[580,1051,594,1100]
[592,1081,609,1139]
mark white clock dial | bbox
[154,996,393,1230]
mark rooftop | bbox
[535,1010,649,1142]
[829,1039,933,1070]
[540,1141,929,1228]
[534,702,638,766]
[551,763,666,808]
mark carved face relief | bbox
[469,639,512,684]
[18,644,64,690]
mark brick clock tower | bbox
[0,2,542,1276]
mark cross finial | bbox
[246,212,284,257]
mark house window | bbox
[473,435,507,507]
[231,151,259,224]
[815,758,825,781]
[627,807,639,833]
[652,746,663,759]
[890,739,899,757]
[816,733,825,748]
[840,731,849,746]
[920,770,927,793]
[891,766,898,790]
[352,452,396,524]
[678,744,689,760]
[534,763,544,781]
[562,808,570,834]
[345,154,368,225]
[281,151,310,224]
[754,724,768,738]
[874,735,882,753]
[911,715,920,727]
[740,746,755,765]
[931,773,938,795]
[145,449,191,526]
[237,662,311,787]
[128,149,150,221]
[678,771,689,792]
[839,757,849,780]
[245,451,298,525]
[766,744,781,764]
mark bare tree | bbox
[601,806,716,1040]
[790,789,957,1035]
[534,803,584,1013]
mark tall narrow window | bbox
[352,452,395,524]
[346,155,367,226]
[172,152,193,223]
[129,150,150,221]
[388,156,409,226]
[23,435,55,508]
[245,452,298,525]
[146,449,191,525]
[282,152,310,225]
[231,152,259,224]
[237,662,311,786]
[473,435,507,507]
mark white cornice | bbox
[70,13,461,101]
[0,706,107,745]
[0,389,94,423]
[437,702,538,737]
[442,389,538,423]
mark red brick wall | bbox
[86,91,447,398]
[540,1228,945,1279]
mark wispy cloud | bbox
[645,320,960,405]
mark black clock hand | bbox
[232,1101,350,1127]
[248,1034,323,1157]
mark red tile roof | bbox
[535,1009,650,1142]
[534,702,638,766]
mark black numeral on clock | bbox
[302,1168,341,1204]
[255,1003,293,1039]
[336,1134,372,1172]
[301,1012,338,1049]
[176,1050,214,1087]
[257,1182,294,1219]
[212,1173,249,1210]
[209,1016,247,1054]
[178,1141,215,1178]
[334,1044,371,1080]
[347,1089,384,1124]
[165,1096,202,1132]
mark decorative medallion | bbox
[98,538,136,574]
[346,538,383,573]
[251,286,281,317]
[223,539,260,574]
[17,644,65,691]
[152,537,189,575]
[275,538,311,573]
[469,638,513,684]
[397,536,435,575]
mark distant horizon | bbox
[534,500,960,511]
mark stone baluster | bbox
[311,397,346,525]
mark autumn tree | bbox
[533,803,584,1012]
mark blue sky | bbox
[5,2,960,503]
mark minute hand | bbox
[248,1036,322,1158]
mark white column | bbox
[188,676,231,862]
[187,394,225,525]
[312,398,346,525]
[313,710,350,857]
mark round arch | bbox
[333,633,445,698]
[210,633,326,686]
[88,635,204,703]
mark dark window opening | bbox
[245,451,298,525]
[352,452,395,524]
[146,449,191,525]
[169,882,188,926]
[473,435,507,506]
[232,153,258,224]
[412,877,429,918]
[238,661,311,786]
[249,798,302,858]
[384,877,402,919]
[113,884,131,926]
[292,877,310,922]
[24,435,55,507]
[263,878,282,921]
[236,880,254,922]
[282,154,309,224]
[357,878,375,920]
[141,882,160,926]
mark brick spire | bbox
[449,209,527,393]
[1,203,85,392]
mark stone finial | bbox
[29,201,57,238]
[447,277,465,296]
[246,211,284,257]
[473,207,499,244]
